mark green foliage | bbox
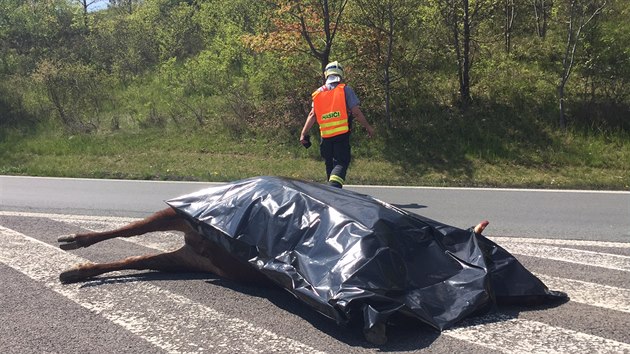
[31,59,112,133]
[0,0,628,188]
[1,122,627,189]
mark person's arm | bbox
[351,105,375,138]
[300,107,317,143]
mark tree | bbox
[109,0,135,13]
[76,0,98,31]
[580,1,630,108]
[435,0,494,109]
[353,0,417,127]
[557,0,606,130]
[503,0,516,53]
[296,0,349,72]
[0,0,83,130]
[32,59,106,133]
[531,0,552,38]
[252,0,348,75]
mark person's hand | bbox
[300,134,311,148]
[366,125,375,138]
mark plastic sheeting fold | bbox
[166,176,566,332]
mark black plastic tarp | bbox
[166,176,566,333]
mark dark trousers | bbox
[320,133,351,188]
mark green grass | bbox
[1,120,628,190]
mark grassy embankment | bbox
[1,113,628,190]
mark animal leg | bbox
[473,220,489,234]
[59,245,214,283]
[58,208,190,250]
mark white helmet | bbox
[324,61,344,79]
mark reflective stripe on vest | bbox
[313,83,349,138]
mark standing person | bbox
[300,61,375,188]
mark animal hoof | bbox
[58,235,81,250]
[363,322,388,345]
[59,265,94,284]
[59,269,82,283]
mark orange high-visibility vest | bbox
[313,84,349,138]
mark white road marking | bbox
[490,236,630,249]
[0,211,183,251]
[4,210,630,249]
[5,174,629,194]
[5,211,630,310]
[0,210,138,224]
[54,218,184,252]
[444,314,630,354]
[534,273,630,313]
[0,226,324,354]
[31,212,630,314]
[6,211,629,272]
[3,210,630,352]
[495,242,630,272]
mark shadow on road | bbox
[392,203,427,210]
[71,271,568,351]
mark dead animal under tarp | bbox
[57,176,568,345]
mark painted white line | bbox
[66,218,630,316]
[4,211,630,352]
[0,226,324,354]
[0,174,221,186]
[5,210,630,248]
[351,184,630,194]
[0,211,184,251]
[49,213,630,316]
[29,208,630,317]
[3,175,629,194]
[444,314,630,354]
[534,273,630,313]
[6,211,630,315]
[52,218,183,252]
[0,210,137,223]
[490,236,630,249]
[6,211,628,272]
[496,242,630,272]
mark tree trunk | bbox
[558,85,567,131]
[557,0,606,131]
[532,0,551,38]
[461,0,472,108]
[384,4,394,128]
[504,0,515,53]
[295,1,347,82]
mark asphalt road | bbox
[1,175,629,241]
[1,176,629,353]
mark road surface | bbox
[1,176,629,353]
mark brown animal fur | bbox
[58,208,267,284]
[58,207,489,345]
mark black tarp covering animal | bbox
[166,176,566,337]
